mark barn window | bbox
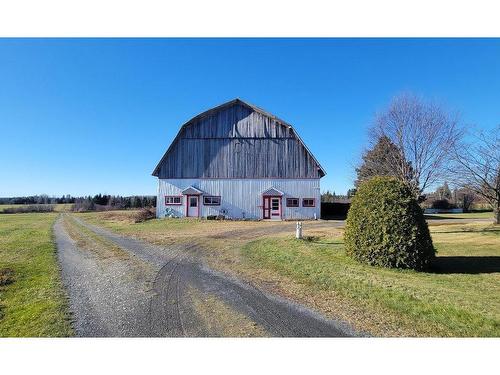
[165,196,182,205]
[302,198,315,207]
[203,196,221,206]
[286,198,299,207]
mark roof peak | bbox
[196,98,292,127]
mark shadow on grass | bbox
[424,215,478,220]
[424,214,493,222]
[320,215,347,221]
[431,256,500,274]
[432,228,500,234]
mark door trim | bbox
[185,195,200,217]
[262,195,282,220]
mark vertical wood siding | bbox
[157,178,321,220]
[156,103,321,179]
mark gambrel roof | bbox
[152,98,326,179]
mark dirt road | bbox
[55,215,357,337]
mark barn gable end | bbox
[152,99,325,179]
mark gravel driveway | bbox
[55,215,357,337]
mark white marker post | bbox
[296,221,303,239]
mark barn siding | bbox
[157,178,321,220]
[156,103,321,179]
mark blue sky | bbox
[0,38,499,197]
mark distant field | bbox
[78,210,500,337]
[426,212,494,219]
[0,213,72,336]
[0,203,73,213]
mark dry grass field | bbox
[0,203,73,213]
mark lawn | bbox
[239,223,499,337]
[76,211,499,337]
[425,211,494,219]
[0,213,72,337]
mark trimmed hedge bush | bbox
[344,176,435,271]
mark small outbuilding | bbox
[152,99,326,220]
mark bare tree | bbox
[371,93,463,198]
[451,125,500,224]
[456,188,477,213]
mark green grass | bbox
[242,223,500,337]
[0,213,72,337]
[425,212,494,219]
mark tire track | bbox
[147,244,198,336]
[164,262,183,336]
[175,267,186,336]
[148,251,185,336]
[62,215,358,337]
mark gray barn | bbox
[152,99,325,220]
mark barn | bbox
[152,99,326,220]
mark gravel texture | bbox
[55,215,358,337]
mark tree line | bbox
[72,195,156,211]
[0,194,76,205]
[321,190,356,203]
[424,182,489,212]
[0,194,156,211]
